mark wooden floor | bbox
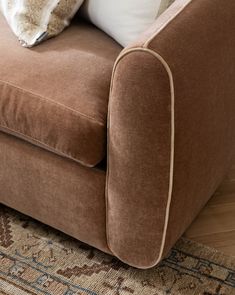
[185,164,235,256]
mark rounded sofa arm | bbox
[106,0,235,268]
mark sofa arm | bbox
[106,0,235,268]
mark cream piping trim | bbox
[106,47,175,268]
[144,0,193,47]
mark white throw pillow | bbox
[0,0,84,47]
[81,0,174,47]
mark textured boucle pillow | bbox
[0,0,84,47]
[81,0,175,47]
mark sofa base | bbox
[0,131,109,254]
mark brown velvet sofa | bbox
[1,0,235,269]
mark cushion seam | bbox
[0,78,105,126]
[0,124,97,167]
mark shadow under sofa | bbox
[1,0,235,269]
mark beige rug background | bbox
[0,205,235,295]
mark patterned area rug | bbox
[0,205,235,295]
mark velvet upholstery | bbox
[0,16,121,167]
[0,131,109,254]
[1,0,235,270]
[107,0,235,268]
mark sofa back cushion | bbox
[81,0,174,47]
[0,0,84,47]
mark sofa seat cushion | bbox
[0,15,121,167]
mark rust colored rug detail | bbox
[0,205,235,295]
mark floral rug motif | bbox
[0,205,235,295]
